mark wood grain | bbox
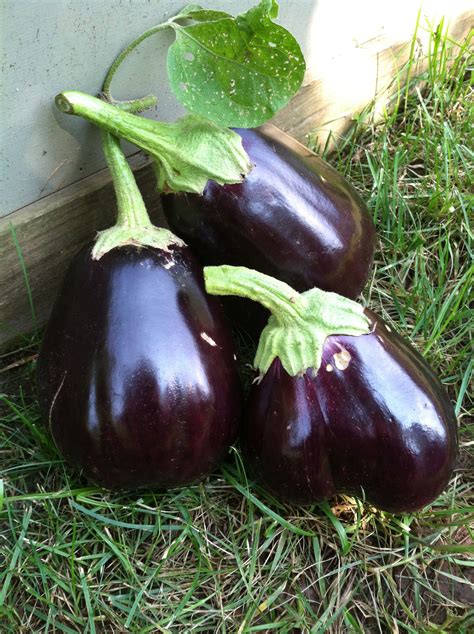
[0,154,163,348]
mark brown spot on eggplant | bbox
[37,243,241,490]
[243,310,458,513]
[333,347,351,371]
[161,124,376,334]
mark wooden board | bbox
[273,9,473,147]
[1,12,472,348]
[0,154,163,347]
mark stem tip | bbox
[55,93,74,114]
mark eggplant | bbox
[162,123,376,304]
[243,311,457,512]
[204,266,458,513]
[37,243,241,490]
[37,128,241,490]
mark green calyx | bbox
[55,91,253,194]
[93,131,184,259]
[92,224,183,260]
[204,265,371,377]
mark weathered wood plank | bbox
[0,154,162,347]
[1,12,472,348]
[273,10,473,147]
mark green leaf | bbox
[318,501,351,555]
[167,0,305,127]
[239,0,279,25]
[174,5,231,22]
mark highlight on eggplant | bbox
[36,129,241,490]
[204,265,458,514]
[162,124,376,304]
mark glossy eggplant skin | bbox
[243,310,458,513]
[161,124,376,300]
[37,243,241,490]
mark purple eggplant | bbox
[204,266,458,513]
[161,123,376,300]
[37,124,241,490]
[37,243,241,490]
[244,311,457,513]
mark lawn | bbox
[1,26,472,633]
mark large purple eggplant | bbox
[204,265,458,513]
[162,124,376,300]
[243,312,457,513]
[37,244,241,490]
[37,127,241,490]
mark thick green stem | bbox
[204,265,371,377]
[204,266,307,326]
[101,131,151,230]
[56,91,148,138]
[55,90,252,195]
[90,130,184,260]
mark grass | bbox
[1,26,473,633]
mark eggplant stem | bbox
[204,265,371,376]
[54,91,252,195]
[104,94,159,114]
[89,131,184,260]
[101,131,151,230]
[100,4,213,113]
[204,265,307,326]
